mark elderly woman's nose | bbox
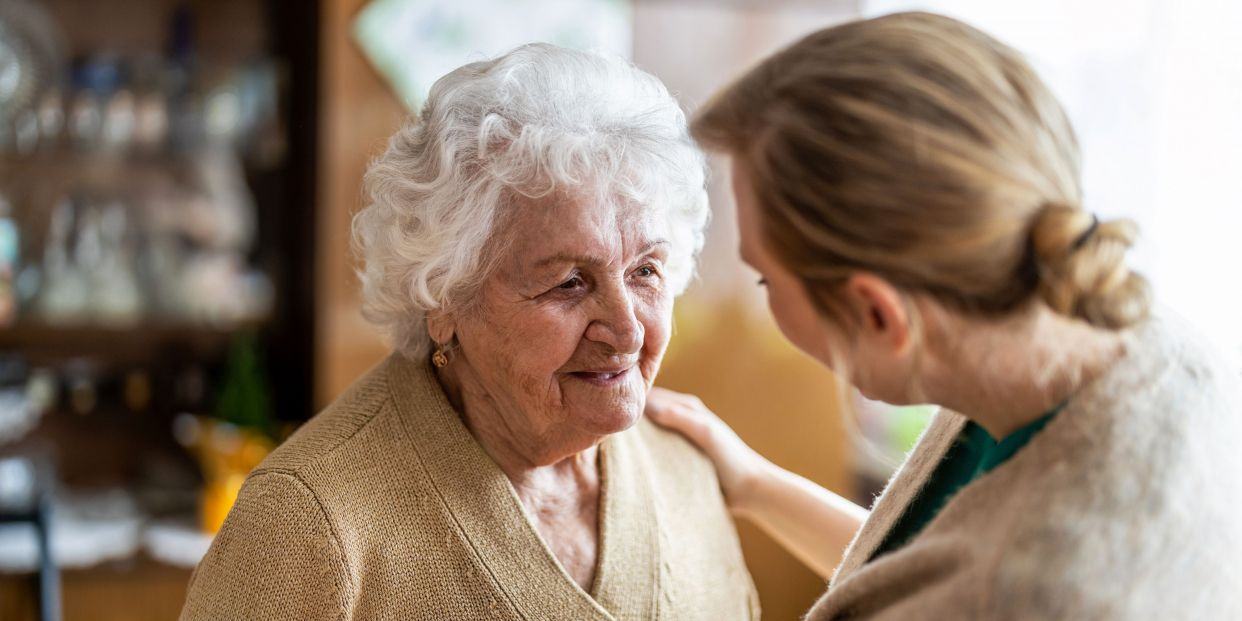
[584,286,645,353]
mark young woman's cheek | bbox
[766,283,836,367]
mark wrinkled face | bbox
[450,192,674,459]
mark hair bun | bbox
[1030,204,1151,329]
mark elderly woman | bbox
[180,44,758,620]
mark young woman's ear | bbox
[843,273,911,352]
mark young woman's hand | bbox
[645,386,770,516]
[646,386,868,580]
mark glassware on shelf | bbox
[11,108,39,155]
[90,202,143,325]
[36,196,90,323]
[132,89,168,155]
[2,3,280,332]
[0,355,41,446]
[100,88,136,153]
[0,0,65,154]
[35,89,64,150]
[0,192,18,326]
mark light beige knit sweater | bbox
[808,315,1242,620]
[180,353,759,621]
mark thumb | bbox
[647,399,715,450]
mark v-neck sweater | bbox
[180,353,759,621]
[807,314,1242,620]
[869,407,1060,561]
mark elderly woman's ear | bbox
[427,312,456,348]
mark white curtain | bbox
[865,0,1242,354]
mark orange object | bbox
[180,417,274,533]
[200,472,247,534]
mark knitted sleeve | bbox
[179,471,354,621]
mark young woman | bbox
[648,12,1242,620]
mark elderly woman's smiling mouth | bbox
[566,366,633,385]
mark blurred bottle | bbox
[36,195,89,322]
[215,332,272,434]
[164,4,203,154]
[68,56,122,152]
[100,87,136,154]
[0,192,18,326]
[90,201,144,324]
[130,55,169,155]
[35,89,65,151]
[64,358,98,416]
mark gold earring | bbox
[432,344,449,368]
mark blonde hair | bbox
[694,12,1150,331]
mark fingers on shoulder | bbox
[649,386,709,413]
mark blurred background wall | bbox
[1,0,1238,619]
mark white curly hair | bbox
[353,43,710,359]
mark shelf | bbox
[0,320,265,366]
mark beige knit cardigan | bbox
[808,315,1242,620]
[180,353,759,621]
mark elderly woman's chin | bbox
[561,367,651,437]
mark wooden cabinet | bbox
[0,557,193,621]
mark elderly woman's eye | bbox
[558,275,585,290]
[635,264,660,278]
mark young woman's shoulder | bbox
[980,311,1242,619]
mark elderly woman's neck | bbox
[434,362,602,488]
